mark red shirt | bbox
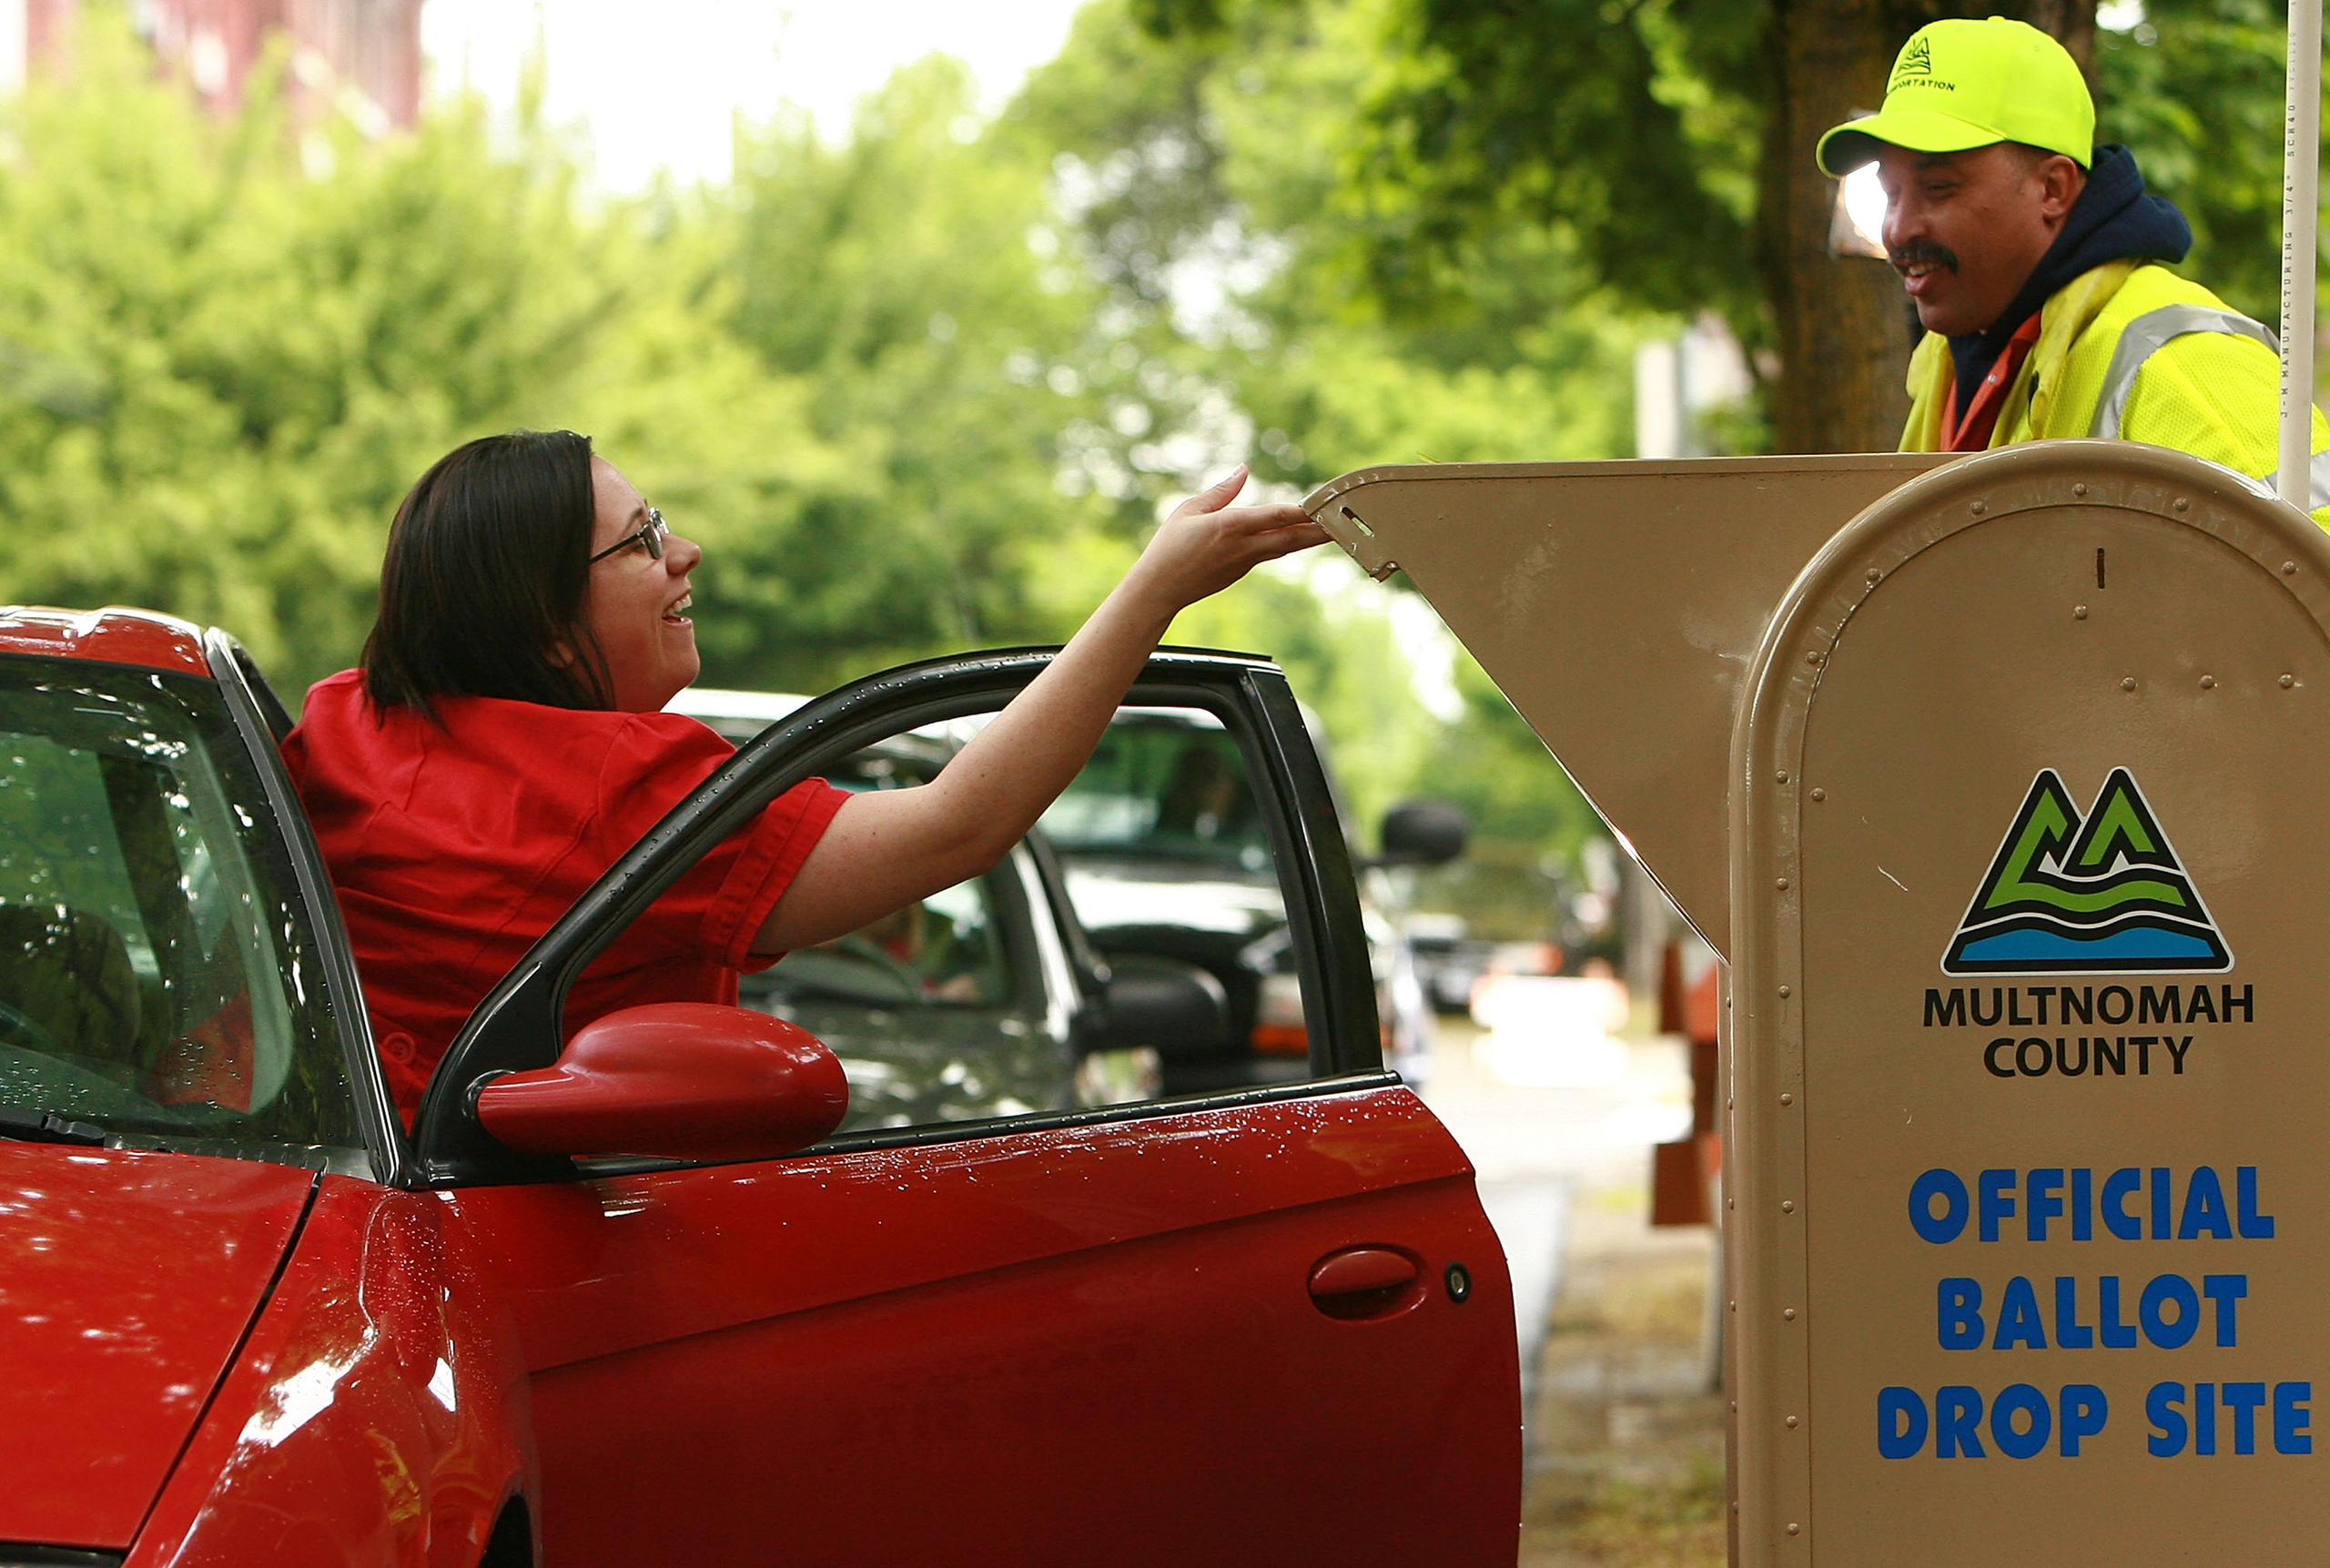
[1939,310,2046,452]
[283,671,848,1120]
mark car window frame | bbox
[205,630,406,1183]
[410,647,1385,1189]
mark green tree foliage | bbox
[1011,0,1616,880]
[1010,0,1643,494]
[0,22,640,690]
[0,9,1605,933]
[701,58,1130,690]
[1141,0,2330,454]
[2097,0,2303,324]
[0,23,1122,701]
[1410,654,1603,939]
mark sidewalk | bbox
[1518,1182,1726,1567]
[1416,1018,1726,1566]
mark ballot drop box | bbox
[1309,440,2330,1564]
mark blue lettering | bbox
[2053,1276,2093,1349]
[2072,1167,2093,1240]
[1938,1278,1985,1350]
[2196,1381,2217,1455]
[2202,1275,2246,1347]
[1910,1168,1970,1244]
[2099,1276,2139,1348]
[2275,1382,2313,1454]
[2238,1167,2275,1239]
[2224,1382,2266,1455]
[1992,1276,2047,1350]
[1991,1383,2051,1459]
[1937,1386,1986,1457]
[2148,1382,2188,1456]
[2179,1167,2233,1239]
[2027,1168,2065,1240]
[1879,1387,1928,1459]
[2060,1384,2108,1456]
[2141,1274,2201,1350]
[2102,1168,2143,1241]
[2151,1168,2172,1239]
[1980,1168,2017,1241]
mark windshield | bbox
[1038,714,1271,872]
[0,656,362,1164]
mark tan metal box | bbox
[1313,441,2330,1563]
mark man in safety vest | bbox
[1816,16,2330,517]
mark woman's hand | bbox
[755,467,1330,955]
[1119,466,1332,618]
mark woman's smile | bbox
[585,455,704,710]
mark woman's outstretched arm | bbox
[753,469,1327,955]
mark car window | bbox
[0,657,363,1165]
[735,731,1068,1133]
[671,693,1332,1146]
[744,862,1062,1131]
[1043,707,1318,1098]
[1040,713,1271,872]
[684,700,1311,1147]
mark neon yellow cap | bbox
[1816,17,2094,177]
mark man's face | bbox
[1876,143,2084,337]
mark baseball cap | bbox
[1816,17,2094,177]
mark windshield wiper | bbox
[0,1106,110,1146]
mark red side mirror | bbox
[473,1003,847,1161]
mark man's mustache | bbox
[1889,239,1959,272]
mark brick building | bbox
[4,0,422,134]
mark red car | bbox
[0,606,1519,1567]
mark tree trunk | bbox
[1759,0,2099,454]
[1760,0,1915,452]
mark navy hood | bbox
[1949,145,2193,417]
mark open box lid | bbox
[1306,453,1951,956]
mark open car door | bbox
[410,649,1519,1567]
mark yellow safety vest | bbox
[1901,260,2330,525]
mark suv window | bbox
[0,657,362,1163]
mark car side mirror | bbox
[1377,796,1468,867]
[1089,954,1232,1058]
[473,1002,848,1161]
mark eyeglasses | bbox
[589,506,668,565]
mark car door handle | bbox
[1307,1246,1423,1320]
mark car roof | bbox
[665,686,811,723]
[0,607,209,678]
[670,685,963,775]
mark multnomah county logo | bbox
[1941,767,2232,975]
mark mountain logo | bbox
[1942,768,2232,975]
[1891,36,1935,87]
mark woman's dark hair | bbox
[363,430,612,715]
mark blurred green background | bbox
[0,0,2305,943]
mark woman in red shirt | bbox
[286,430,1324,1118]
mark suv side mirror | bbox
[1090,954,1233,1058]
[474,1003,847,1161]
[1377,797,1469,867]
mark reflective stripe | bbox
[2088,305,2280,438]
[2263,447,2330,512]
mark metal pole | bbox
[2280,0,2324,511]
